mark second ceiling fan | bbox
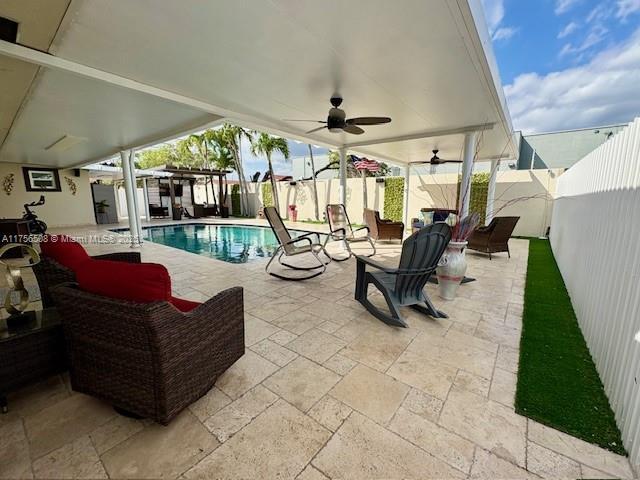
[286,96,391,135]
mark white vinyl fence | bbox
[550,117,640,470]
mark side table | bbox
[0,308,66,413]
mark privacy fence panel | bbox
[550,117,640,470]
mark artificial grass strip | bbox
[515,239,626,456]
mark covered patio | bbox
[0,1,637,479]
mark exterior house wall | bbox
[0,162,95,227]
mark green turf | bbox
[515,239,626,455]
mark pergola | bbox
[0,0,516,244]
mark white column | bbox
[403,164,410,232]
[485,159,500,225]
[127,150,143,243]
[142,178,151,222]
[458,132,477,218]
[120,150,141,247]
[339,147,347,205]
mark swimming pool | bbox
[140,223,325,264]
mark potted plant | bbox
[288,204,298,222]
[436,213,480,300]
[172,203,182,221]
[94,200,110,224]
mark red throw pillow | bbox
[40,235,90,271]
[76,260,172,304]
[169,296,201,312]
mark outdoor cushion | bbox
[40,234,90,270]
[76,259,201,311]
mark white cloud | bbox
[555,0,580,15]
[480,0,505,34]
[492,27,518,41]
[558,22,579,38]
[617,0,640,20]
[559,24,608,58]
[505,28,640,133]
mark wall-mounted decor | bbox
[2,173,15,195]
[64,176,77,195]
[22,167,61,192]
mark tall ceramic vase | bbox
[437,241,468,300]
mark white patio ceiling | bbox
[0,0,515,169]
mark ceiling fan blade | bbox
[346,116,392,126]
[283,119,327,123]
[306,125,328,134]
[441,160,463,163]
[343,124,365,135]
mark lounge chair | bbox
[324,204,376,261]
[355,223,451,327]
[363,208,404,242]
[264,206,330,280]
[467,216,520,259]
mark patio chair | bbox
[33,234,141,308]
[324,204,376,261]
[263,206,331,281]
[363,208,404,242]
[51,259,244,425]
[467,216,520,259]
[355,223,451,327]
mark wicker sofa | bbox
[363,209,404,242]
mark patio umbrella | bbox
[351,155,380,210]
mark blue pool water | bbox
[141,223,324,264]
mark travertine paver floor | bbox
[0,220,635,479]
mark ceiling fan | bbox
[422,149,463,165]
[285,96,391,135]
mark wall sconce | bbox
[289,181,297,186]
[375,178,385,184]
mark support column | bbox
[458,132,477,219]
[120,150,140,247]
[339,147,347,205]
[127,151,143,243]
[142,178,151,222]
[403,164,410,232]
[485,159,500,226]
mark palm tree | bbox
[251,133,290,214]
[217,124,254,216]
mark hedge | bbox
[262,182,274,207]
[384,177,404,222]
[231,184,241,216]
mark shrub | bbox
[231,184,241,216]
[384,177,404,222]
[262,183,274,207]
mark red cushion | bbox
[76,260,172,304]
[40,235,90,271]
[170,296,201,312]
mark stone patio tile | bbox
[439,388,527,467]
[475,320,522,349]
[204,385,278,443]
[89,415,145,455]
[312,411,465,479]
[296,464,329,480]
[250,338,298,367]
[0,419,33,479]
[527,441,581,479]
[316,319,342,334]
[496,345,520,373]
[340,324,416,372]
[330,364,408,425]
[32,435,107,479]
[6,375,70,418]
[184,400,330,479]
[454,370,491,397]
[389,407,475,474]
[401,388,444,423]
[404,312,452,335]
[528,421,634,479]
[269,310,325,335]
[101,410,218,479]
[580,464,619,479]
[469,448,536,479]
[188,387,232,423]
[407,331,496,378]
[247,296,305,322]
[445,329,499,354]
[263,357,340,412]
[489,368,517,406]
[300,298,363,323]
[322,353,358,376]
[244,313,281,346]
[24,394,115,459]
[387,348,458,400]
[215,350,279,399]
[307,395,352,432]
[269,329,298,345]
[287,329,347,363]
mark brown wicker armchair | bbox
[467,216,520,259]
[363,209,404,242]
[33,251,141,308]
[51,283,244,425]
